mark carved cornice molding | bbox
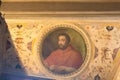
[1,2,120,12]
[2,0,120,2]
[1,1,120,18]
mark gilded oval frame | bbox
[33,23,92,79]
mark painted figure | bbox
[44,33,83,74]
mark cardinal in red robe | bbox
[44,33,83,73]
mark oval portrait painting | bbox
[41,27,87,75]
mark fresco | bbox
[4,21,45,77]
[41,27,87,75]
[4,19,120,80]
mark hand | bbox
[49,65,56,70]
[58,66,76,72]
[64,66,76,72]
[49,65,65,71]
[49,65,76,73]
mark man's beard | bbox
[59,44,68,50]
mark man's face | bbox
[58,35,68,49]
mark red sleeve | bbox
[44,51,56,66]
[70,51,83,69]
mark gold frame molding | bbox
[33,23,92,79]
